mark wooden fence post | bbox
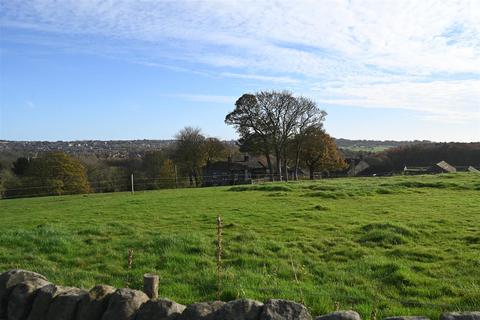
[143,273,159,299]
[131,174,134,195]
[174,165,178,188]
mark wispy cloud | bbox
[1,0,480,123]
[166,94,236,104]
[316,79,480,123]
[220,72,300,84]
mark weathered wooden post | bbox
[131,173,134,195]
[174,165,178,188]
[143,273,159,299]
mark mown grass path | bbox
[1,173,479,318]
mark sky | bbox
[0,0,479,142]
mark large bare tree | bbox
[225,91,326,181]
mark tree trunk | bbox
[189,170,194,186]
[283,154,288,182]
[193,170,199,187]
[309,165,315,180]
[265,153,274,181]
[294,148,300,181]
[275,150,282,181]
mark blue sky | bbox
[0,0,479,142]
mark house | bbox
[403,161,457,175]
[347,159,370,176]
[468,166,480,173]
[202,155,268,186]
[403,166,429,175]
[430,160,456,173]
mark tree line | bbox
[362,142,480,174]
[0,90,347,198]
[0,130,236,198]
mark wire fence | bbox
[1,172,327,199]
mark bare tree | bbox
[225,91,326,181]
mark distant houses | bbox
[347,159,478,176]
[201,155,477,186]
[202,155,268,186]
[468,166,480,173]
[347,159,370,176]
[431,160,457,173]
[403,160,463,175]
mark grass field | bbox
[0,173,479,318]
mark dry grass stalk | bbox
[370,307,377,320]
[216,215,222,300]
[290,257,305,305]
[126,248,134,287]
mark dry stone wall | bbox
[1,269,479,320]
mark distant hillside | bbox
[0,139,176,159]
[1,138,428,158]
[334,138,431,153]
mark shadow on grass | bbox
[357,223,414,247]
[229,185,292,192]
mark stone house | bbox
[202,155,268,186]
[430,160,457,173]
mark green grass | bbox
[0,173,479,318]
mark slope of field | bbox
[0,174,479,318]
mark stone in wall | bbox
[177,301,226,320]
[28,284,66,320]
[260,299,312,320]
[316,311,361,320]
[46,287,88,320]
[75,285,115,320]
[135,298,186,320]
[101,288,149,320]
[440,312,480,320]
[211,299,263,320]
[7,277,50,320]
[0,269,48,318]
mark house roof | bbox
[435,160,457,173]
[348,160,370,176]
[238,159,266,169]
[205,155,267,171]
[468,166,480,173]
[205,161,247,171]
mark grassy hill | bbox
[0,173,479,318]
